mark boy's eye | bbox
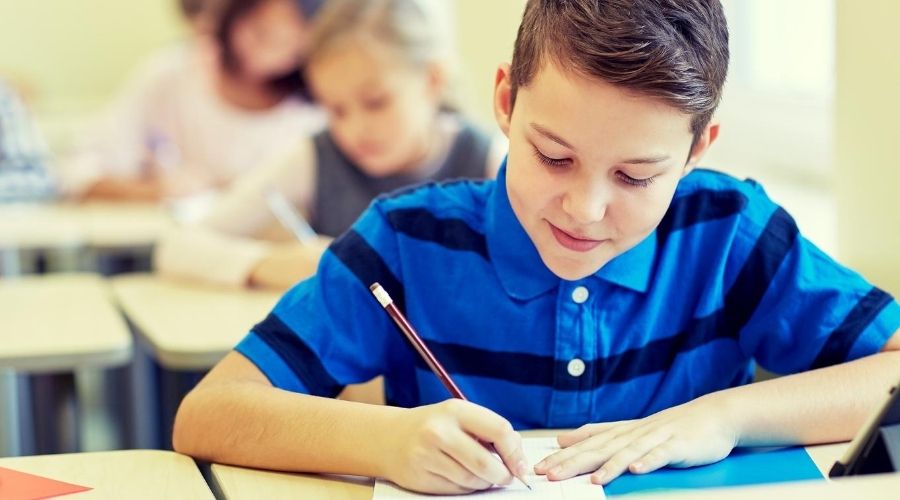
[532,147,570,168]
[616,171,656,188]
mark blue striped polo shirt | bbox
[237,162,900,430]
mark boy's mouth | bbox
[548,222,606,252]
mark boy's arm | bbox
[536,330,900,485]
[173,351,529,495]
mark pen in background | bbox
[264,187,317,245]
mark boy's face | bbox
[494,60,717,281]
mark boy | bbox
[174,0,900,494]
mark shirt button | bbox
[571,286,589,304]
[567,358,586,377]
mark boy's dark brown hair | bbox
[509,0,729,141]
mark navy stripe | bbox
[252,313,344,397]
[811,287,893,369]
[330,229,406,314]
[658,190,747,246]
[411,207,800,391]
[376,178,491,204]
[719,207,800,336]
[386,208,489,259]
[329,228,422,404]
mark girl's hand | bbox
[534,394,739,485]
[383,399,529,494]
[248,238,332,289]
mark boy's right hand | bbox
[383,399,528,494]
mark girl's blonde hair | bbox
[308,0,469,113]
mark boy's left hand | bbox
[534,394,739,485]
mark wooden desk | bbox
[209,436,860,499]
[0,273,132,372]
[0,450,214,499]
[0,202,171,276]
[110,273,280,449]
[0,202,170,251]
[0,273,132,456]
[111,273,280,370]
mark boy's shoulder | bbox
[675,167,783,230]
[371,177,495,226]
[677,167,761,196]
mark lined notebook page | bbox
[373,437,605,499]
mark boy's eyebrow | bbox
[529,123,671,164]
[529,123,575,150]
[620,155,671,165]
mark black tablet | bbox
[829,376,900,476]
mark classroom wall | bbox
[0,0,185,114]
[834,1,900,296]
[453,0,527,129]
[0,0,519,146]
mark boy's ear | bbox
[684,120,720,176]
[493,63,513,137]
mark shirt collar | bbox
[486,160,656,300]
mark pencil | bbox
[369,282,532,490]
[264,187,317,245]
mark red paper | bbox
[0,466,92,500]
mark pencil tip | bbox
[516,476,532,490]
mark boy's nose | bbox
[562,181,608,225]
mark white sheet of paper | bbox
[372,437,605,499]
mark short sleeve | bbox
[732,190,900,374]
[235,201,405,396]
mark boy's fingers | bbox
[587,431,669,485]
[534,444,579,474]
[487,430,528,478]
[545,449,611,481]
[537,424,628,473]
[442,429,514,486]
[455,403,527,478]
[542,426,664,480]
[427,451,494,491]
[422,469,480,495]
[557,421,623,448]
[628,443,676,475]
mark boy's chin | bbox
[543,256,605,282]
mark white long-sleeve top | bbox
[154,117,508,287]
[59,42,325,196]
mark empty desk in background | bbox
[0,449,214,499]
[0,202,171,275]
[110,273,280,448]
[0,274,132,456]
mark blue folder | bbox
[605,446,824,496]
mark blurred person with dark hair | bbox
[155,0,506,289]
[60,0,325,208]
[0,79,56,202]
